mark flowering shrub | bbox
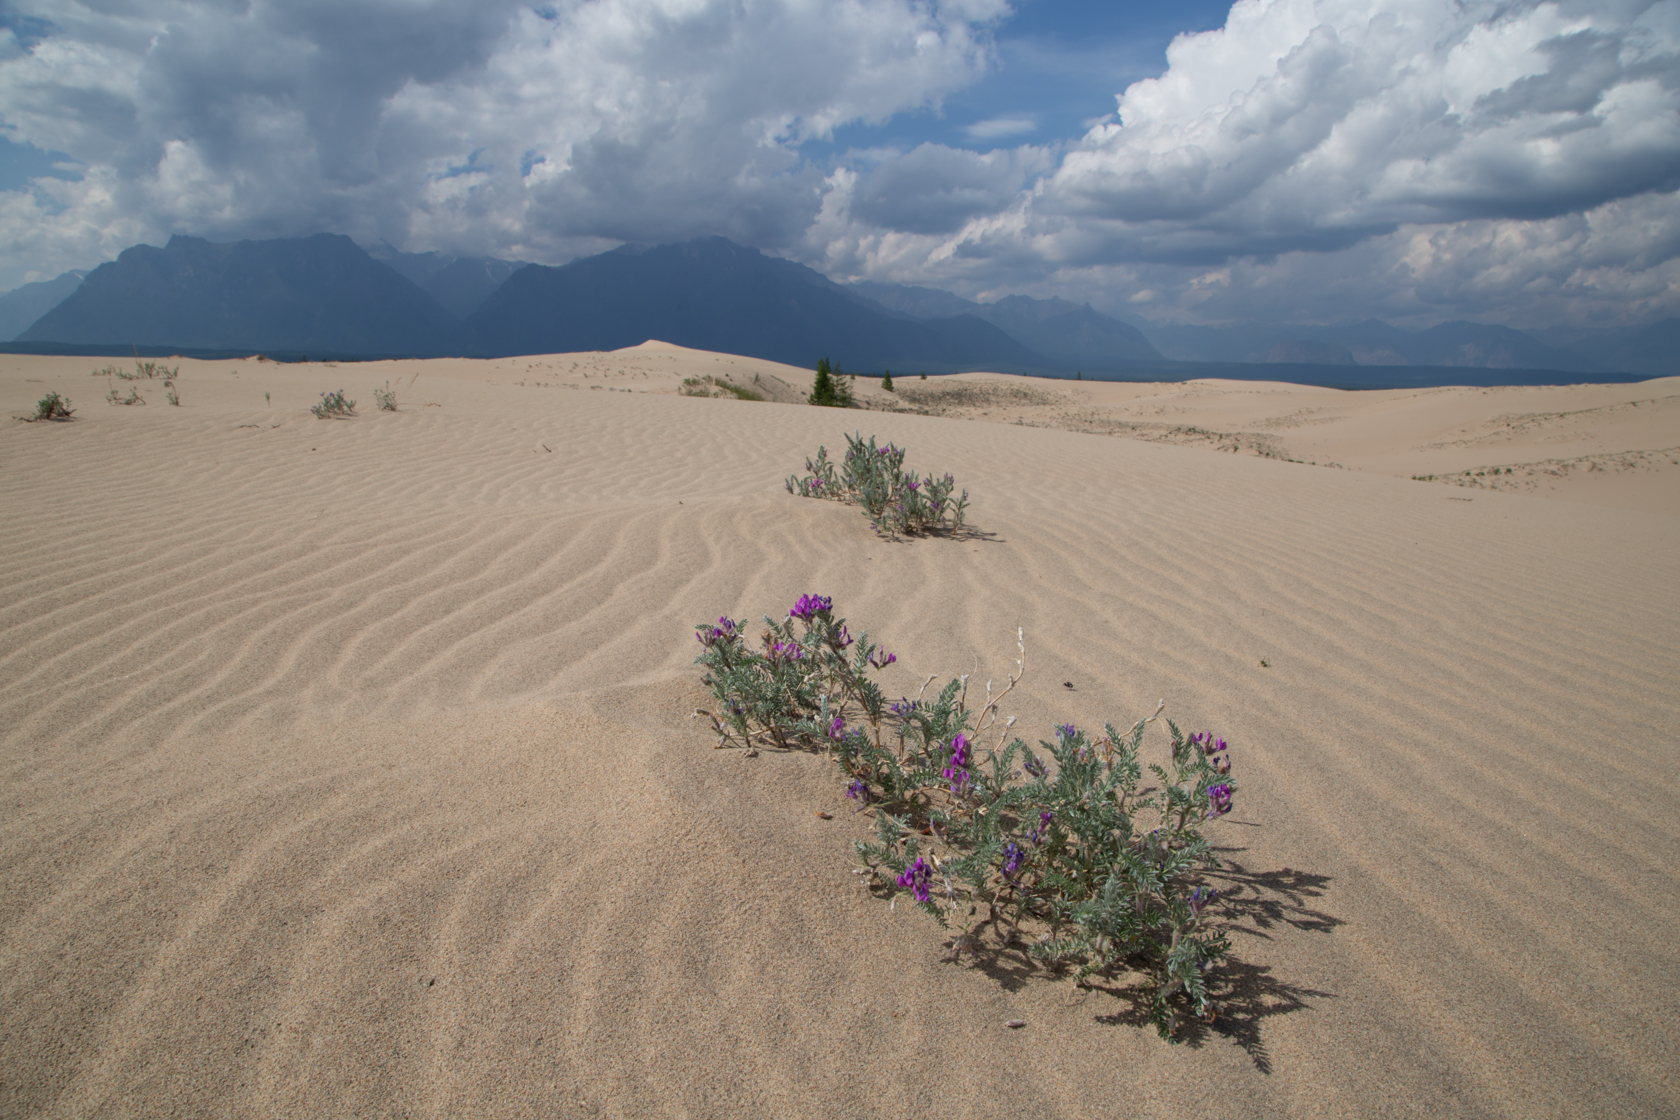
[311,389,356,419]
[695,595,1242,1039]
[786,433,967,536]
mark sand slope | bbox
[2,348,1677,1118]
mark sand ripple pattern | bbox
[2,388,1677,1117]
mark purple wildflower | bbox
[897,857,933,902]
[907,480,919,491]
[1022,752,1047,779]
[1188,886,1217,916]
[888,698,917,719]
[833,625,854,649]
[1028,810,1054,846]
[1056,723,1077,740]
[828,715,845,740]
[789,593,833,620]
[1002,842,1024,877]
[769,641,803,662]
[1194,732,1232,775]
[868,648,897,670]
[695,616,739,647]
[942,733,971,792]
[1207,784,1233,818]
[847,779,872,803]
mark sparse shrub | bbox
[98,360,177,381]
[809,357,853,408]
[373,381,398,411]
[680,375,763,401]
[30,392,74,421]
[882,369,894,392]
[311,389,356,419]
[107,385,145,406]
[165,383,180,406]
[787,432,966,536]
[695,595,1242,1039]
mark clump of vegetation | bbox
[808,357,854,408]
[373,381,398,411]
[680,375,763,401]
[882,369,894,392]
[787,432,966,536]
[30,392,75,421]
[106,385,145,405]
[695,595,1241,1039]
[165,382,180,406]
[94,360,178,381]
[310,389,356,419]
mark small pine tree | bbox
[835,365,853,408]
[882,369,894,392]
[1076,370,1082,380]
[810,357,836,406]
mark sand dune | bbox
[2,346,1677,1118]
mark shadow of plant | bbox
[940,856,1341,1069]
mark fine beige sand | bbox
[2,344,1677,1118]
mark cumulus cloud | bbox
[0,0,1006,286]
[813,0,1680,324]
[1,0,1676,326]
[1020,0,1680,262]
[847,142,1050,234]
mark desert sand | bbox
[2,343,1677,1118]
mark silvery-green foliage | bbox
[696,596,1241,1039]
[786,433,966,536]
[311,389,356,418]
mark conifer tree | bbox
[809,357,836,406]
[882,369,894,392]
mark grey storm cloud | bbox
[0,0,1007,282]
[848,143,1050,235]
[0,0,1677,326]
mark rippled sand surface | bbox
[3,348,1677,1118]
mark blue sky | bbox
[1,0,1676,328]
[814,0,1238,153]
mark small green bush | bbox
[695,596,1242,1039]
[31,392,74,421]
[681,375,762,401]
[107,385,145,406]
[787,433,966,536]
[373,381,398,411]
[311,389,356,419]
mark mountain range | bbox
[3,233,1669,382]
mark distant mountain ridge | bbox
[1137,316,1663,374]
[21,234,457,355]
[461,238,1043,370]
[5,232,1670,379]
[364,242,532,319]
[0,270,86,341]
[851,282,1161,368]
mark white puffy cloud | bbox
[0,0,1006,286]
[812,0,1680,324]
[1022,0,1680,261]
[1,0,1676,326]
